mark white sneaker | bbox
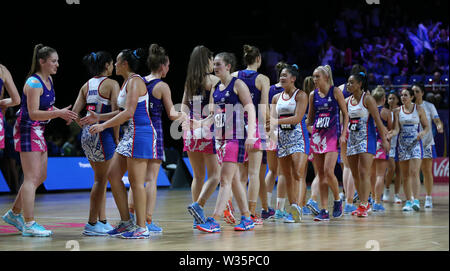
[22,222,52,237]
[394,194,402,204]
[382,188,390,202]
[424,196,433,208]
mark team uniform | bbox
[13,74,55,153]
[389,111,399,161]
[80,77,116,162]
[346,92,377,156]
[183,88,216,154]
[145,78,165,161]
[374,105,389,160]
[310,86,340,154]
[0,78,4,149]
[115,74,157,159]
[276,89,310,157]
[212,77,246,164]
[267,84,284,151]
[417,100,439,159]
[396,104,423,161]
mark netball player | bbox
[370,86,392,212]
[71,51,119,235]
[4,44,78,237]
[183,45,221,228]
[307,65,348,221]
[0,63,21,148]
[128,44,184,232]
[232,44,270,224]
[412,83,443,208]
[195,52,256,233]
[389,88,429,212]
[346,72,389,217]
[271,64,309,222]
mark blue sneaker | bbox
[100,221,114,232]
[274,209,285,220]
[234,216,254,231]
[2,209,25,232]
[302,206,311,216]
[373,203,385,212]
[287,204,302,222]
[22,222,52,237]
[146,221,163,233]
[333,200,343,218]
[107,220,134,237]
[120,226,150,239]
[402,200,413,212]
[83,222,109,236]
[353,191,359,203]
[187,202,206,224]
[306,199,320,216]
[283,212,295,223]
[313,209,330,221]
[197,217,221,233]
[344,203,357,214]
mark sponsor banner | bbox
[433,157,449,183]
[0,170,10,192]
[44,157,170,191]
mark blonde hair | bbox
[303,76,315,95]
[371,86,386,103]
[315,65,334,86]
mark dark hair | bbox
[402,88,415,98]
[350,64,367,76]
[281,64,301,88]
[350,71,368,92]
[119,48,145,73]
[185,45,214,102]
[28,44,57,78]
[82,51,113,77]
[147,43,168,72]
[215,52,237,72]
[388,90,401,106]
[412,83,425,93]
[275,61,288,81]
[243,44,260,66]
[303,76,315,96]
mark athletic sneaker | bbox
[302,206,311,216]
[344,203,357,214]
[22,222,52,237]
[187,202,206,224]
[402,200,413,212]
[234,216,254,231]
[306,198,320,216]
[107,220,135,237]
[100,221,114,232]
[250,214,263,225]
[382,188,390,202]
[197,217,221,233]
[283,213,295,223]
[424,196,433,209]
[146,221,163,233]
[412,199,421,212]
[2,209,25,232]
[287,204,302,222]
[332,200,343,218]
[120,225,150,239]
[83,222,109,236]
[261,207,275,220]
[394,194,402,204]
[314,209,330,221]
[353,191,359,203]
[352,203,369,217]
[372,203,385,212]
[274,209,285,220]
[223,200,236,224]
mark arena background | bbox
[0,0,448,192]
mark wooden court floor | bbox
[0,184,448,251]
